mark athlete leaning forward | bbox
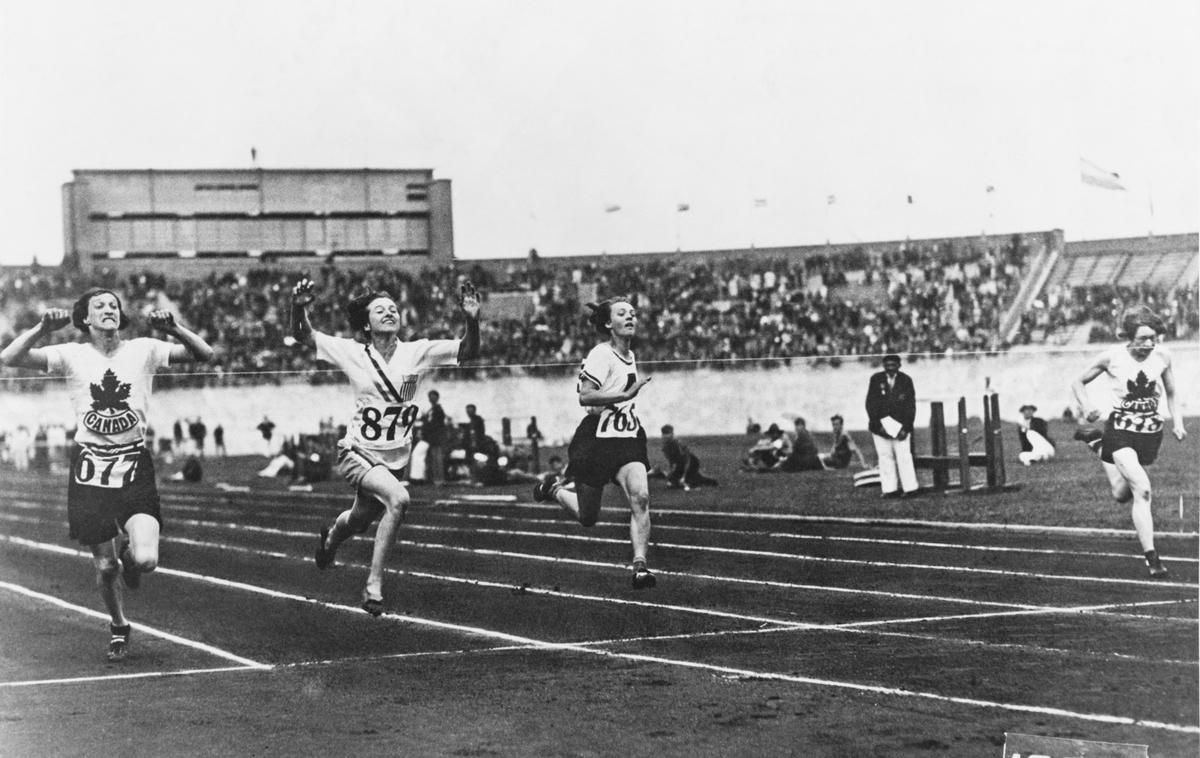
[290,276,480,615]
[0,289,214,661]
[533,295,656,589]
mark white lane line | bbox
[5,514,1195,624]
[0,578,270,670]
[11,503,1191,590]
[412,524,1200,589]
[0,666,263,689]
[10,485,1199,540]
[8,495,1198,568]
[31,530,1197,662]
[1,536,1193,734]
[429,499,1200,539]
[407,509,1200,565]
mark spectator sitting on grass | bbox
[659,424,719,489]
[820,414,870,470]
[742,423,791,472]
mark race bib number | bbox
[596,403,641,439]
[74,451,141,489]
[358,404,420,445]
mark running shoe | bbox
[107,624,131,662]
[1147,555,1169,579]
[314,526,334,570]
[630,562,657,590]
[531,474,560,503]
[361,592,384,617]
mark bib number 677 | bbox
[74,452,140,489]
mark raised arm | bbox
[149,311,214,363]
[457,282,481,363]
[290,277,319,349]
[0,309,70,370]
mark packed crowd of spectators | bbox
[1012,282,1199,345]
[2,234,1196,391]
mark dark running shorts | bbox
[1100,419,1163,466]
[565,414,650,489]
[67,447,161,546]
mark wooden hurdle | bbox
[913,393,1014,493]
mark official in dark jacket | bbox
[865,354,919,497]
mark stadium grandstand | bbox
[1,213,1195,394]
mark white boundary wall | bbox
[3,344,1197,456]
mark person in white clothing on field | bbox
[291,277,480,615]
[1016,404,1056,466]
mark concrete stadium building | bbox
[61,168,454,274]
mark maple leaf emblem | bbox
[90,369,132,412]
[1124,370,1158,401]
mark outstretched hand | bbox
[148,310,177,332]
[40,309,71,332]
[628,376,651,398]
[292,277,316,307]
[459,281,481,318]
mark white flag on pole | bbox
[1080,157,1126,190]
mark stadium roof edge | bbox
[68,168,439,176]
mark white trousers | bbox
[408,439,429,481]
[1018,429,1056,465]
[872,434,919,494]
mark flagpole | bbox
[1146,177,1155,238]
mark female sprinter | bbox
[291,277,480,614]
[0,289,213,660]
[532,296,655,589]
[1071,306,1187,578]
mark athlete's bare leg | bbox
[91,540,126,626]
[614,462,651,563]
[122,513,160,574]
[1108,449,1155,552]
[354,467,410,602]
[555,482,604,527]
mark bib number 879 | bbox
[361,405,419,442]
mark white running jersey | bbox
[1101,344,1170,433]
[315,332,460,468]
[577,343,642,438]
[42,338,173,450]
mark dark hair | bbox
[585,295,634,335]
[661,424,674,435]
[345,291,395,334]
[830,414,844,423]
[72,288,130,332]
[1120,305,1166,340]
